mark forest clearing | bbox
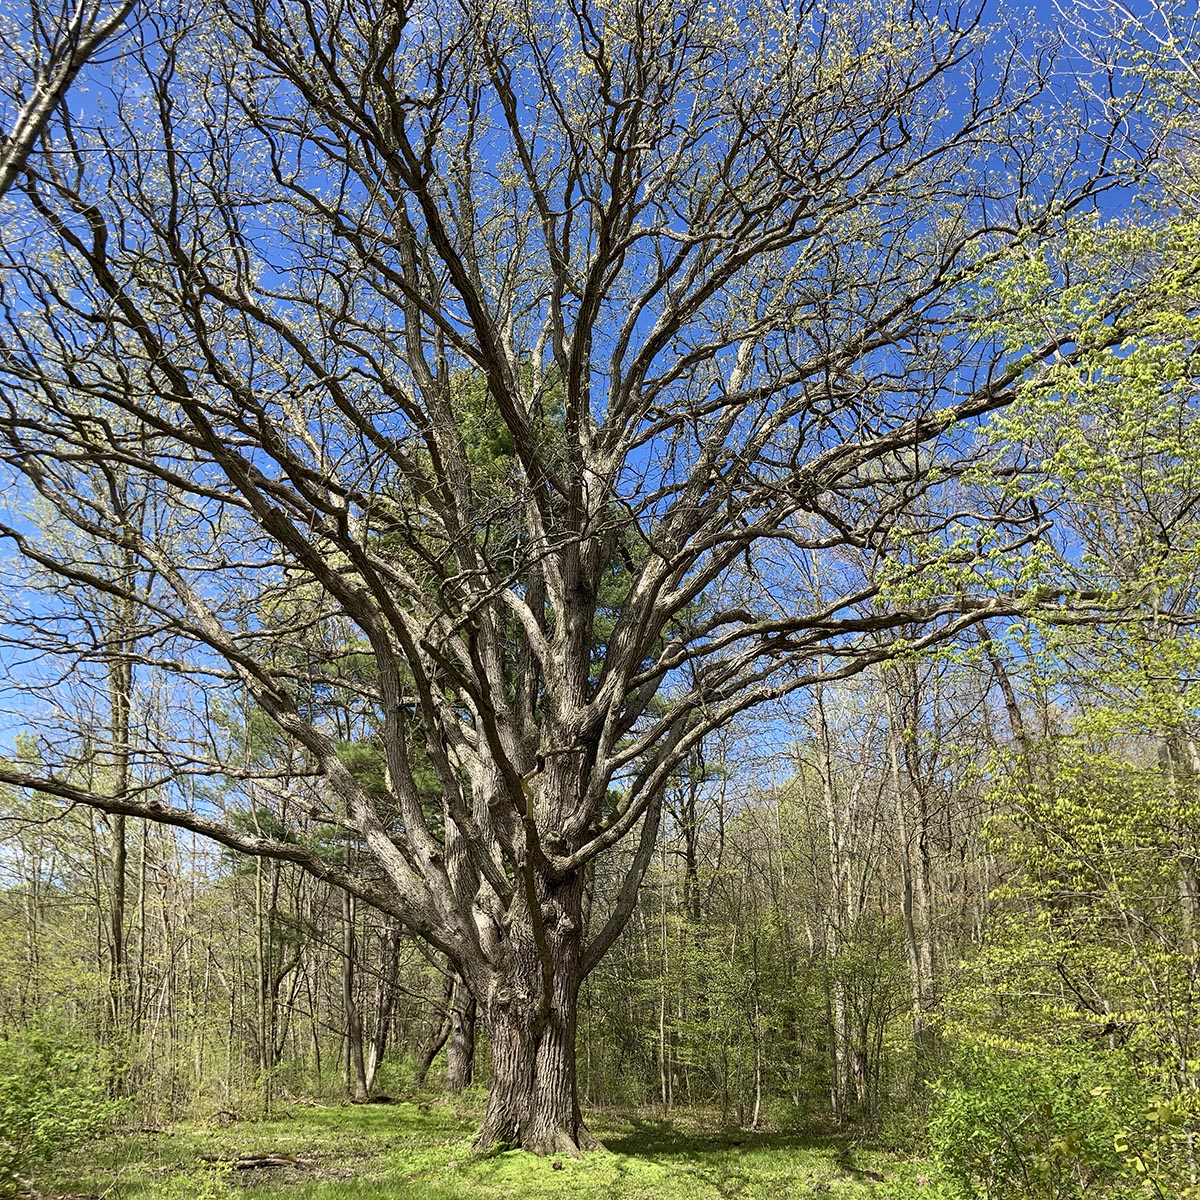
[37,1102,934,1199]
[2,0,1199,1195]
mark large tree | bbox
[0,0,1139,1153]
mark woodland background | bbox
[4,575,1200,1198]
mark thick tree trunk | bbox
[471,872,599,1155]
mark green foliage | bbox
[1110,1088,1200,1198]
[934,729,1200,1199]
[929,1037,1134,1200]
[154,1161,234,1200]
[931,1034,1200,1200]
[0,1031,123,1197]
[978,746,1198,1063]
[335,739,392,802]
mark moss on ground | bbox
[46,1101,946,1199]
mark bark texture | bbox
[472,872,599,1155]
[446,979,476,1093]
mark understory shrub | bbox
[929,1037,1133,1200]
[0,1031,123,1197]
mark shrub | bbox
[0,1032,123,1198]
[928,1037,1133,1200]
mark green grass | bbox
[45,1101,946,1199]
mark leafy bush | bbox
[155,1162,233,1200]
[1110,1087,1200,1200]
[928,1037,1133,1200]
[0,1032,123,1197]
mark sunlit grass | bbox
[49,1100,945,1199]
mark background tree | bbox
[921,188,1200,1197]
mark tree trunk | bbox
[364,918,401,1095]
[884,670,940,1080]
[471,871,598,1155]
[446,978,476,1092]
[414,968,454,1088]
[106,603,133,1049]
[342,888,369,1103]
[108,812,128,1032]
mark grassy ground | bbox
[45,1100,947,1199]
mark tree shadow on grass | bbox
[601,1119,896,1199]
[603,1116,847,1160]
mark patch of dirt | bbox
[230,1161,358,1189]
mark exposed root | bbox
[527,1129,583,1158]
[471,1120,605,1157]
[576,1125,606,1153]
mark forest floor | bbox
[43,1100,946,1199]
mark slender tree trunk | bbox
[658,841,670,1111]
[135,824,148,1029]
[253,857,269,1105]
[108,814,127,1026]
[831,977,849,1120]
[342,888,369,1102]
[658,987,669,1110]
[815,686,853,1122]
[884,669,940,1080]
[751,993,763,1129]
[981,628,1032,766]
[364,919,401,1094]
[414,968,454,1087]
[105,596,133,1051]
[446,978,476,1092]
